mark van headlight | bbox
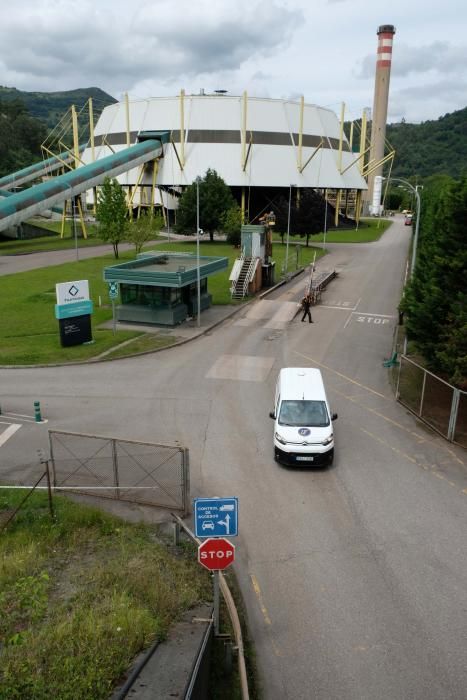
[321,434,333,446]
[275,431,287,445]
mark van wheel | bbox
[327,449,334,466]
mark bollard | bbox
[34,401,42,422]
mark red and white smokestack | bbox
[368,24,396,215]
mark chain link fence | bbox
[396,356,467,447]
[48,430,190,515]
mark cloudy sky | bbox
[1,0,466,124]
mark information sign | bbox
[194,497,238,538]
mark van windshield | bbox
[278,400,329,427]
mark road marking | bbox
[333,385,466,464]
[359,423,466,497]
[0,423,21,447]
[293,350,388,399]
[360,427,417,463]
[250,574,283,657]
[353,312,395,319]
[206,354,275,382]
[250,574,272,625]
[234,299,298,330]
[332,387,427,440]
[0,413,37,424]
[294,352,465,483]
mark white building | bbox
[83,92,367,219]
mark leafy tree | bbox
[222,204,243,246]
[176,169,235,241]
[127,210,164,256]
[96,178,128,259]
[0,97,47,177]
[400,176,467,387]
[274,189,326,246]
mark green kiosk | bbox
[103,251,228,326]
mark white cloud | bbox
[0,0,466,123]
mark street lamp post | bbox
[196,178,201,328]
[323,189,328,252]
[285,184,296,275]
[384,177,422,276]
[67,190,79,263]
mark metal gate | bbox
[48,430,190,515]
[396,356,467,447]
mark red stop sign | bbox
[198,537,235,571]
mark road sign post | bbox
[198,537,235,635]
[108,282,118,335]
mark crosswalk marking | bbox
[234,299,298,330]
[0,423,21,447]
[206,354,275,382]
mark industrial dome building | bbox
[82,91,368,223]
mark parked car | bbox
[404,214,413,226]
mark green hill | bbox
[387,107,467,180]
[0,86,117,129]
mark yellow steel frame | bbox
[363,151,395,178]
[334,190,341,227]
[299,140,323,173]
[298,96,304,172]
[180,89,185,169]
[241,91,247,168]
[338,102,345,173]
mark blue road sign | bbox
[108,282,119,299]
[194,497,238,538]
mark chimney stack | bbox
[368,24,396,213]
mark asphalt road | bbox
[1,216,466,699]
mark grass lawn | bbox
[0,240,323,365]
[273,217,392,245]
[0,489,211,700]
[0,220,107,255]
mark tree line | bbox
[400,175,467,388]
[0,98,47,178]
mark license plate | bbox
[296,456,314,461]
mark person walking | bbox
[301,293,313,323]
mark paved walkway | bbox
[0,231,214,277]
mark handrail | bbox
[242,257,256,297]
[171,513,249,700]
[230,249,245,298]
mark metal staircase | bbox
[230,255,256,300]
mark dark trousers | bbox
[301,309,312,323]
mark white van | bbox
[269,367,337,466]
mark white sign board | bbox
[56,280,90,305]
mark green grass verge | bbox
[0,220,106,255]
[0,489,211,700]
[0,240,322,365]
[99,333,179,360]
[273,217,392,245]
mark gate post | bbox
[181,448,190,516]
[448,389,460,442]
[111,439,120,500]
[48,430,57,487]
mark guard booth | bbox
[104,251,228,326]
